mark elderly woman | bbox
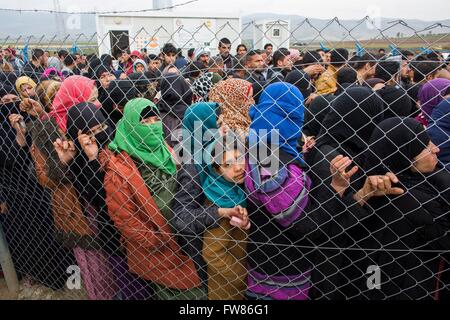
[364,117,450,300]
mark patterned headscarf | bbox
[208,78,254,134]
[192,72,214,102]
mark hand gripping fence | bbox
[0,16,449,300]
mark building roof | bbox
[254,19,290,26]
[96,9,240,20]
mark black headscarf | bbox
[128,72,153,95]
[65,102,122,256]
[100,79,138,127]
[303,94,336,137]
[377,85,413,119]
[67,102,113,149]
[158,73,193,118]
[285,69,312,99]
[87,57,102,79]
[0,99,31,172]
[365,117,430,177]
[66,102,113,199]
[0,71,18,89]
[0,82,18,98]
[316,86,385,165]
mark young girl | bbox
[173,101,252,299]
[200,136,250,300]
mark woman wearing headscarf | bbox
[0,92,75,290]
[65,102,126,299]
[100,79,138,131]
[428,89,450,171]
[192,72,213,103]
[15,76,37,99]
[209,78,254,135]
[48,75,100,132]
[302,94,336,138]
[244,82,398,300]
[417,78,450,127]
[103,98,203,300]
[364,118,450,300]
[28,117,113,299]
[0,69,18,98]
[305,87,388,299]
[158,73,193,148]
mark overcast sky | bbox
[0,0,449,21]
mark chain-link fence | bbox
[0,16,450,301]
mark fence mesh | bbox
[0,16,449,301]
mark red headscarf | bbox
[49,75,100,132]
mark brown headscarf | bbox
[208,78,254,133]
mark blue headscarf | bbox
[183,103,246,207]
[249,82,305,162]
[198,139,247,208]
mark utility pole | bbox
[53,0,66,38]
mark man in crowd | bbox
[148,54,162,73]
[61,54,78,78]
[208,56,225,78]
[2,47,24,74]
[269,48,293,82]
[217,38,237,75]
[194,47,211,69]
[22,48,47,82]
[161,43,178,70]
[264,43,274,66]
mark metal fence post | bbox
[0,223,19,294]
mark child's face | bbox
[218,149,245,184]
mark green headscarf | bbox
[109,98,176,175]
[197,139,246,209]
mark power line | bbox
[0,0,199,15]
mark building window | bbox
[273,28,281,37]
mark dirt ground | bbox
[0,277,88,300]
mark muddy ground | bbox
[0,277,88,300]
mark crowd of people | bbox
[0,37,450,300]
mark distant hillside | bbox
[242,13,450,44]
[0,11,448,48]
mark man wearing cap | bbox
[194,47,211,68]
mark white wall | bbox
[96,15,242,57]
[253,22,291,50]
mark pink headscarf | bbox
[288,49,301,62]
[42,67,64,81]
[49,75,100,132]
